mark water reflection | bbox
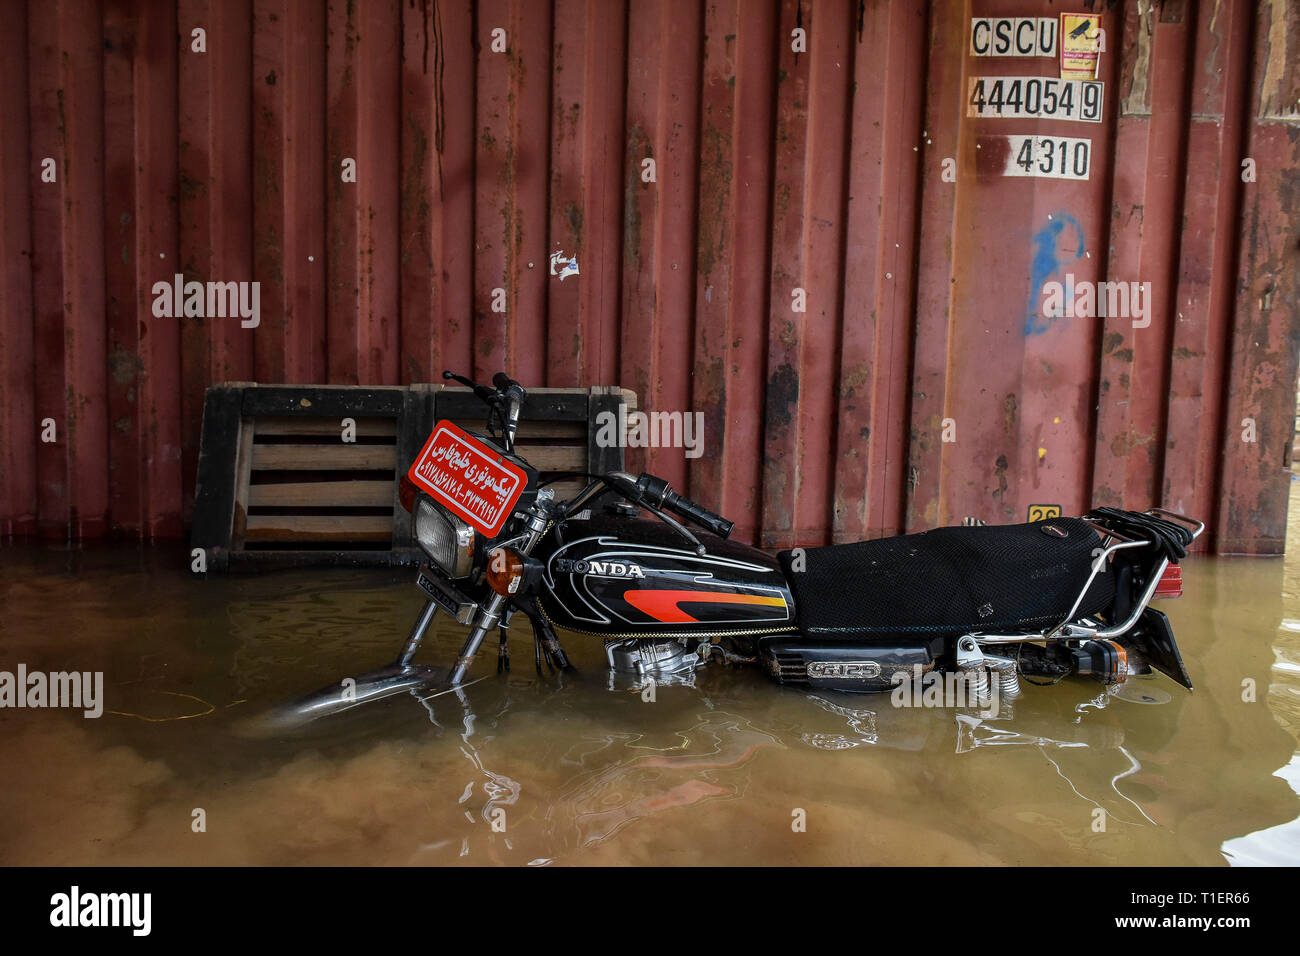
[802,695,878,748]
[1222,754,1300,865]
[2,535,1299,865]
[1215,474,1300,864]
[541,713,780,852]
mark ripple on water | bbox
[0,535,1298,865]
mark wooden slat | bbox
[232,417,255,542]
[546,480,585,500]
[241,385,406,418]
[190,385,248,567]
[508,386,585,395]
[250,444,397,470]
[253,416,397,437]
[517,420,586,439]
[247,480,394,508]
[228,549,412,567]
[435,389,589,422]
[452,418,586,440]
[243,514,393,541]
[588,386,626,476]
[516,445,587,471]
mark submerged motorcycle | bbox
[276,371,1201,724]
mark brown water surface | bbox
[3,494,1300,866]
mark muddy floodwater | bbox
[4,499,1300,867]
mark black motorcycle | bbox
[272,371,1200,724]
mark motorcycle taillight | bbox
[1153,563,1182,599]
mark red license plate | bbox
[407,420,528,538]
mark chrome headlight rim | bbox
[413,497,476,579]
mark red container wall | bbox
[1,0,1297,553]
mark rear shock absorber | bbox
[984,654,1021,700]
[955,636,991,706]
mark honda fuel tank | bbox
[534,511,796,637]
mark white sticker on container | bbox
[984,134,1093,181]
[967,77,1103,123]
[970,18,1058,58]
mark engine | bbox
[604,637,706,686]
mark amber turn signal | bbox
[486,546,526,596]
[399,473,418,513]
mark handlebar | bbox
[437,376,731,541]
[442,369,500,405]
[491,372,527,405]
[633,473,734,539]
[443,370,527,452]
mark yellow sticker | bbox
[1060,13,1102,80]
[1028,504,1062,522]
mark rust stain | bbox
[623,125,650,269]
[974,135,1009,178]
[401,115,429,227]
[696,120,732,280]
[563,200,583,248]
[765,362,799,434]
[1123,2,1157,117]
[992,454,1009,503]
[106,349,142,387]
[1258,0,1294,120]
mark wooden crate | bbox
[191,383,636,569]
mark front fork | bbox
[448,591,511,684]
[400,489,555,686]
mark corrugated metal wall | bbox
[2,0,1297,552]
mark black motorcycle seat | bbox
[778,518,1114,638]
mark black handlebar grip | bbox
[633,473,732,538]
[492,371,527,402]
[665,492,734,539]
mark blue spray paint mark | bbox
[1024,214,1085,335]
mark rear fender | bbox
[1117,607,1193,691]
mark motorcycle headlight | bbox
[414,498,475,578]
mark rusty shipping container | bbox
[1,0,1297,553]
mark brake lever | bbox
[639,499,705,555]
[602,473,704,554]
[442,369,476,389]
[443,370,503,407]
